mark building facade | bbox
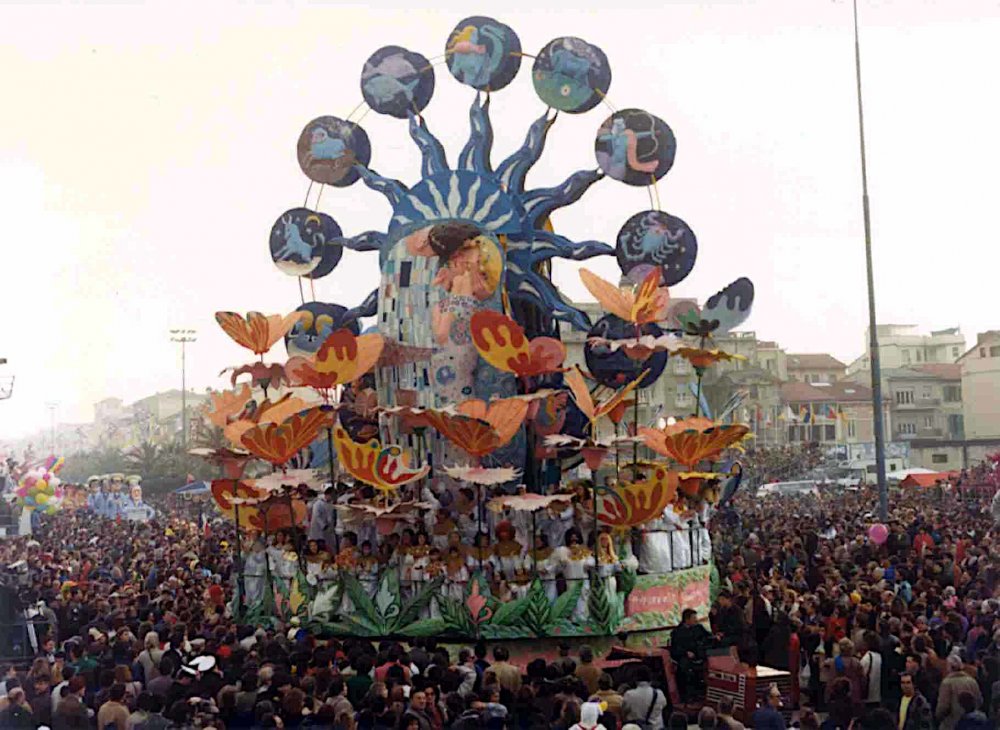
[786,353,845,384]
[958,330,1000,439]
[847,325,965,375]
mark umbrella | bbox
[174,480,211,496]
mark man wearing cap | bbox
[191,655,224,701]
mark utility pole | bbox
[45,402,58,454]
[852,0,888,521]
[170,329,197,453]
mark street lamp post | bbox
[852,0,888,520]
[170,329,197,453]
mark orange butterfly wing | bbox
[425,411,501,457]
[631,268,670,324]
[215,312,259,352]
[241,407,333,465]
[457,398,529,447]
[579,269,632,321]
[563,366,597,422]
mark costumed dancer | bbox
[492,521,524,580]
[243,539,268,607]
[444,545,469,602]
[556,528,594,621]
[308,486,338,553]
[533,534,559,602]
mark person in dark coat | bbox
[670,608,710,702]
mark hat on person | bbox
[180,664,197,678]
[191,655,216,672]
[579,702,603,728]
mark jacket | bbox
[936,671,982,730]
[898,692,933,730]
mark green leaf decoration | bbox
[374,572,402,622]
[437,594,474,635]
[618,567,637,598]
[391,576,445,632]
[490,594,529,627]
[481,623,532,640]
[341,573,385,633]
[550,579,583,623]
[588,578,613,632]
[399,618,448,637]
[522,579,552,636]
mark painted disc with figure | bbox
[268,208,342,277]
[361,45,435,119]
[616,210,697,286]
[284,302,360,358]
[584,314,668,389]
[532,37,611,113]
[445,16,522,91]
[595,108,676,186]
[296,116,371,187]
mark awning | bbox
[174,480,210,496]
[899,472,951,488]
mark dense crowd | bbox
[707,484,999,729]
[0,478,996,729]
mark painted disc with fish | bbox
[268,208,342,277]
[595,108,676,186]
[616,210,697,287]
[445,16,522,92]
[361,45,435,119]
[532,37,611,113]
[296,116,371,187]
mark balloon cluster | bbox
[16,455,65,515]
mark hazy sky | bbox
[2,0,999,440]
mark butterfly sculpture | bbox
[470,311,566,380]
[332,426,430,495]
[579,268,669,326]
[216,311,308,356]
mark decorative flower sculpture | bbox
[579,268,669,326]
[240,406,335,466]
[216,311,307,356]
[203,384,253,428]
[332,426,430,495]
[442,465,521,486]
[587,333,684,362]
[223,394,310,449]
[596,463,678,528]
[453,397,529,447]
[675,346,746,373]
[470,311,566,380]
[638,417,750,468]
[285,329,384,402]
[190,447,254,479]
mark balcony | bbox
[895,427,944,440]
[894,397,941,410]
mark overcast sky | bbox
[1,0,998,441]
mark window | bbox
[981,348,987,358]
[943,385,961,402]
[824,425,836,441]
[916,350,923,362]
[787,425,800,442]
[673,358,690,375]
[898,422,917,435]
[895,390,914,405]
[948,414,965,438]
[765,360,773,371]
[675,390,692,407]
[952,347,959,358]
[921,386,932,400]
[810,425,823,441]
[902,350,911,364]
[991,346,1000,357]
[932,454,948,464]
[923,415,934,428]
[847,420,856,438]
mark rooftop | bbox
[786,353,846,371]
[910,363,962,379]
[780,380,876,404]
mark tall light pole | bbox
[45,402,58,454]
[170,329,197,453]
[852,0,888,520]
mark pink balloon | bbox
[868,523,888,545]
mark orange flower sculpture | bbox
[424,411,502,458]
[564,366,646,432]
[579,268,669,325]
[285,329,384,400]
[240,406,335,466]
[470,311,566,379]
[675,347,746,372]
[597,464,678,528]
[203,384,253,428]
[638,417,750,468]
[210,479,262,530]
[215,311,308,356]
[454,397,529,447]
[332,426,429,494]
[223,394,309,449]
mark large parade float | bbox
[200,16,756,656]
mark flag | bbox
[800,405,811,423]
[839,407,849,423]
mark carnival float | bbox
[199,17,755,649]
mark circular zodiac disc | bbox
[616,210,697,287]
[361,45,435,119]
[532,37,611,113]
[284,302,359,358]
[595,108,676,186]
[296,116,371,187]
[584,315,668,389]
[268,208,342,278]
[445,16,522,91]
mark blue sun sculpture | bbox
[279,18,753,415]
